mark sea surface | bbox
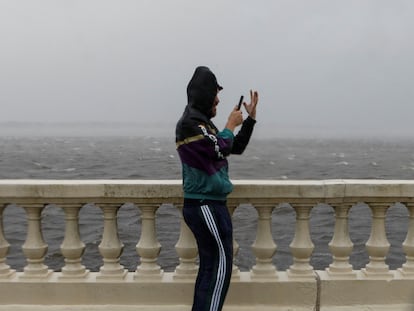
[1,135,413,272]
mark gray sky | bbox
[1,0,414,138]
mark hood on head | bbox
[187,66,223,118]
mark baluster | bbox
[399,203,414,277]
[327,203,356,278]
[362,203,392,278]
[59,204,89,279]
[251,204,277,279]
[20,204,52,279]
[174,204,198,279]
[135,204,163,280]
[228,204,240,279]
[288,204,314,279]
[0,204,15,278]
[97,204,127,280]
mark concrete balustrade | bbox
[327,203,355,278]
[135,204,163,280]
[21,204,52,279]
[251,204,277,278]
[60,204,88,279]
[174,205,198,279]
[98,204,127,280]
[0,180,414,311]
[0,204,14,278]
[288,204,315,279]
[401,203,414,276]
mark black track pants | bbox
[183,199,233,311]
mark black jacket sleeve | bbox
[231,116,256,155]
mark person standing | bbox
[175,66,258,311]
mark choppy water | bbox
[1,136,413,272]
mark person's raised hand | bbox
[243,90,258,120]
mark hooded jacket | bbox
[175,66,256,201]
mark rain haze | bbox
[1,0,414,138]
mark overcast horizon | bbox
[1,0,414,138]
[1,120,413,140]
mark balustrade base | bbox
[134,270,164,281]
[172,272,197,281]
[96,269,128,281]
[231,268,241,280]
[0,271,413,310]
[325,268,357,279]
[0,270,15,279]
[361,268,394,280]
[251,263,278,280]
[397,268,414,278]
[286,269,315,280]
[58,270,90,281]
[18,269,53,280]
[172,264,198,281]
[250,271,278,280]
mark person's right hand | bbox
[225,106,243,132]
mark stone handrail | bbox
[0,179,414,311]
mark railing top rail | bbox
[0,179,414,204]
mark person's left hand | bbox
[243,90,259,120]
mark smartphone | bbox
[237,95,244,110]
